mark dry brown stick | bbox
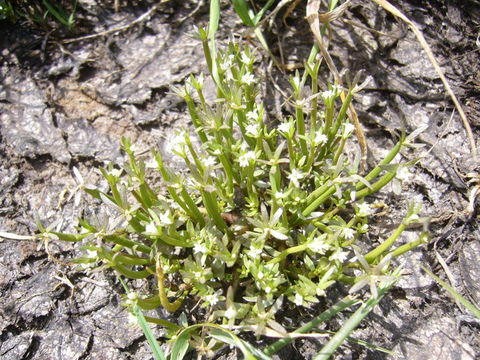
[62,2,164,44]
[371,0,477,160]
[340,18,415,43]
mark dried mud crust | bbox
[0,0,479,359]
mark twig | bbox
[339,18,415,43]
[62,3,162,44]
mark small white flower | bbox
[127,292,138,301]
[405,213,419,224]
[145,159,158,169]
[241,72,255,85]
[245,123,260,137]
[295,98,307,108]
[240,51,251,64]
[145,222,158,234]
[79,262,94,270]
[288,169,305,187]
[322,90,335,101]
[308,237,330,254]
[159,211,173,226]
[257,271,264,280]
[220,57,232,71]
[331,84,343,96]
[196,73,205,87]
[239,141,249,151]
[246,110,258,121]
[247,247,263,258]
[274,191,286,200]
[238,151,256,167]
[203,156,217,168]
[225,307,237,319]
[350,190,357,201]
[127,312,139,326]
[396,167,412,182]
[343,123,355,137]
[292,76,301,90]
[306,211,324,220]
[85,249,98,259]
[359,224,369,233]
[129,144,140,153]
[171,132,187,154]
[205,293,220,306]
[265,286,272,294]
[194,242,207,254]
[294,293,304,306]
[278,122,292,134]
[314,131,328,145]
[225,70,234,81]
[342,227,355,240]
[108,168,123,178]
[330,250,349,262]
[356,202,371,217]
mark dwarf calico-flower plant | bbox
[48,39,427,343]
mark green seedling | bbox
[0,0,76,29]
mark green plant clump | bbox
[46,37,428,355]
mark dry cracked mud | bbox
[1,0,479,359]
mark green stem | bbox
[390,233,429,258]
[136,295,161,310]
[104,234,151,254]
[306,182,331,205]
[156,257,186,313]
[219,151,240,184]
[201,190,232,237]
[355,171,396,200]
[143,316,181,331]
[356,140,403,191]
[286,137,297,169]
[302,186,336,217]
[185,97,208,143]
[329,90,353,142]
[107,251,152,266]
[364,223,406,263]
[296,106,308,154]
[268,244,308,265]
[179,188,205,226]
[332,138,346,166]
[112,264,154,279]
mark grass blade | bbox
[209,328,269,360]
[169,326,202,360]
[253,0,277,25]
[421,265,480,319]
[208,0,220,40]
[0,231,35,241]
[313,278,398,360]
[264,296,359,355]
[231,0,254,26]
[132,305,167,360]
